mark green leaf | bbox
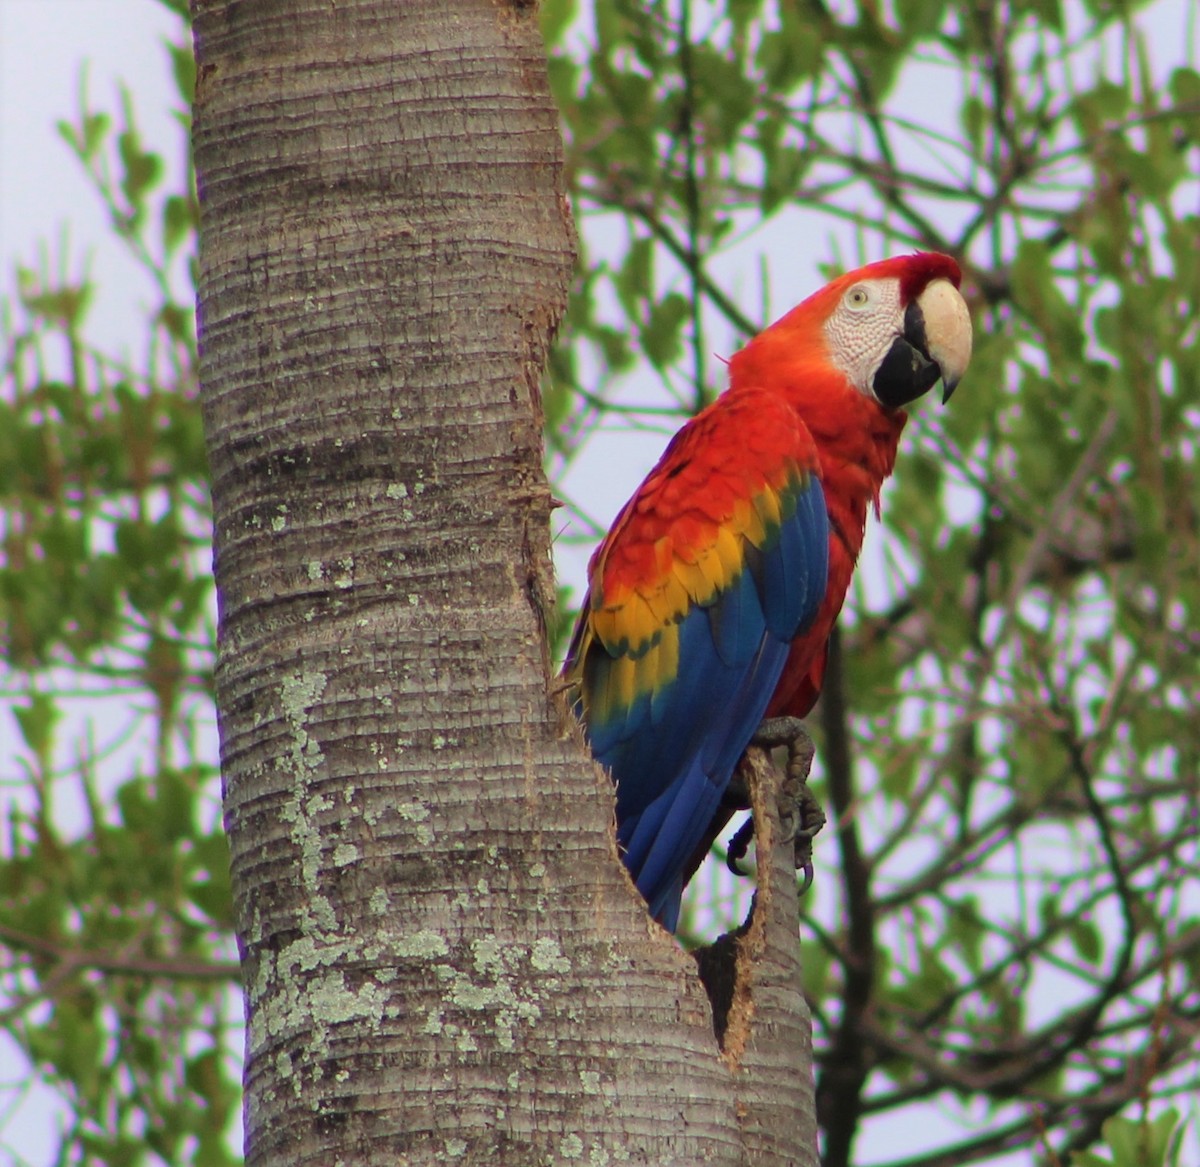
[159,299,194,343]
[17,273,92,328]
[1022,0,1064,32]
[760,137,809,216]
[162,194,196,255]
[168,40,196,106]
[693,44,757,146]
[642,292,689,369]
[946,897,986,973]
[158,767,196,842]
[115,91,164,223]
[961,95,985,155]
[758,21,824,89]
[1072,79,1130,134]
[55,110,112,163]
[614,237,654,317]
[539,0,577,49]
[895,0,946,38]
[801,942,830,1000]
[1069,918,1102,964]
[1010,238,1084,359]
[189,833,234,928]
[1090,1111,1183,1167]
[13,693,59,761]
[118,129,164,211]
[594,325,634,372]
[1169,66,1200,108]
[546,55,580,112]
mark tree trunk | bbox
[191,1,817,1164]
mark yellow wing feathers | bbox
[588,467,799,661]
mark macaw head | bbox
[737,251,973,410]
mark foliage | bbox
[0,5,239,1165]
[1071,1108,1188,1167]
[542,0,1200,1164]
[3,1,1198,1166]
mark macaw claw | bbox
[725,717,825,891]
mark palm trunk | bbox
[191,1,817,1163]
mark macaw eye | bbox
[845,285,872,310]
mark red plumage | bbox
[726,253,962,716]
[565,252,971,929]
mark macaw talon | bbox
[726,817,755,876]
[754,715,825,886]
[725,717,823,882]
[799,860,816,895]
[788,779,826,888]
[750,716,810,752]
[723,779,824,886]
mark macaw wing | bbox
[563,394,829,929]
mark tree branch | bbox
[814,625,875,1167]
[0,920,239,983]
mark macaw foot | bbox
[726,717,825,890]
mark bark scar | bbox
[694,726,817,1065]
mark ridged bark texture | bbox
[729,749,820,1161]
[191,1,817,1164]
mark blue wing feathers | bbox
[617,632,791,931]
[707,566,768,668]
[574,472,830,929]
[759,510,807,636]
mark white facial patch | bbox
[822,277,904,396]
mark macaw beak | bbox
[915,279,973,403]
[873,279,973,408]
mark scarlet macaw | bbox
[563,253,973,931]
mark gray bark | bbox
[191,1,817,1163]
